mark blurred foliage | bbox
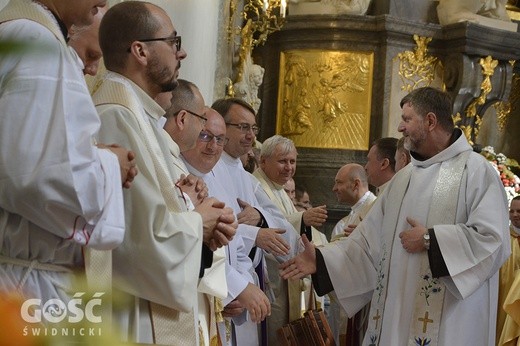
[0,40,52,56]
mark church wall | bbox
[110,0,221,104]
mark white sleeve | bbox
[87,149,125,249]
[224,235,254,305]
[0,20,125,249]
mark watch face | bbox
[424,233,430,240]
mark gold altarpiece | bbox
[277,50,373,150]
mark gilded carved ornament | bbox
[452,56,498,145]
[228,0,286,84]
[226,0,286,112]
[493,60,517,130]
[396,35,440,92]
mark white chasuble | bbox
[94,73,202,344]
[320,131,510,345]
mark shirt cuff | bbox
[311,249,334,296]
[428,228,450,278]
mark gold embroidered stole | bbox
[254,169,303,322]
[0,0,66,45]
[94,76,197,345]
[365,151,470,345]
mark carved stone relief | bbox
[277,50,374,149]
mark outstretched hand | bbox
[279,234,316,280]
[302,205,328,227]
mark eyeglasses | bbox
[174,109,207,125]
[127,35,181,52]
[226,122,259,135]
[199,131,229,146]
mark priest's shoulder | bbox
[0,18,57,46]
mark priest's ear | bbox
[425,112,438,131]
[173,110,188,130]
[380,157,390,171]
[127,41,150,66]
[163,110,187,133]
[352,178,361,190]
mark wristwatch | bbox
[423,231,430,250]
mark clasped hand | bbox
[195,198,237,251]
[99,143,138,189]
[236,198,261,225]
[176,174,208,206]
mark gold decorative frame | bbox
[396,35,440,92]
[452,56,498,144]
[277,50,373,150]
[494,60,517,130]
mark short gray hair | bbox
[261,135,297,158]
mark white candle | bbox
[263,0,268,12]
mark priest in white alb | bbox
[281,86,510,345]
[211,98,300,345]
[94,3,236,344]
[0,0,136,304]
[253,134,329,344]
[181,107,274,346]
[160,81,229,346]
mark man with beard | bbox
[281,86,510,345]
[93,2,237,344]
[0,0,136,307]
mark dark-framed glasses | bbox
[174,109,207,125]
[199,131,229,146]
[127,35,181,52]
[226,122,259,135]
